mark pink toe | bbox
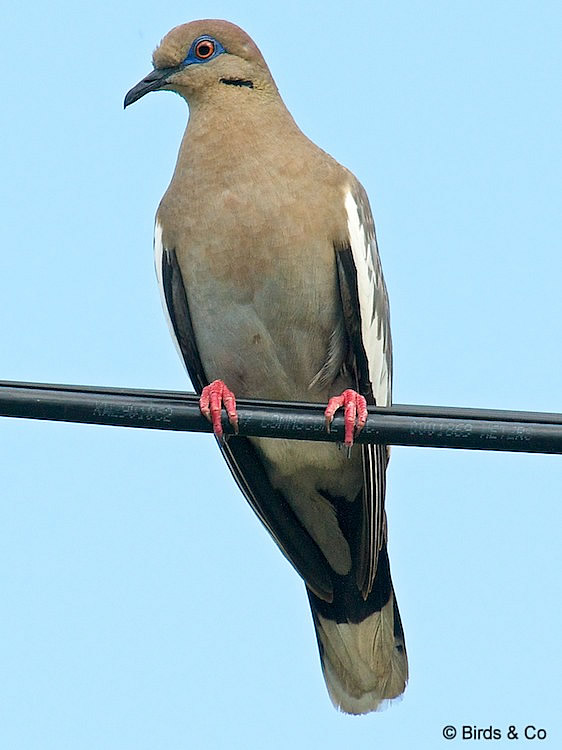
[324,389,368,448]
[199,380,238,439]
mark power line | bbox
[0,379,561,454]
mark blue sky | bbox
[1,1,561,747]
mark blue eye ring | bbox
[184,36,226,65]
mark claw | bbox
[325,389,368,450]
[199,379,239,440]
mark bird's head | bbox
[124,19,277,108]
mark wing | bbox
[154,219,335,602]
[335,184,393,599]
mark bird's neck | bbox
[173,94,303,179]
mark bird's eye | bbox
[195,40,215,59]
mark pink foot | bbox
[199,379,239,440]
[325,389,368,448]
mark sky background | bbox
[1,1,561,747]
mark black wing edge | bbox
[335,244,388,600]
[160,246,335,601]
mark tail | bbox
[307,543,408,715]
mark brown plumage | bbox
[125,19,407,714]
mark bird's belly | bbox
[191,297,325,400]
[250,435,362,498]
[183,249,347,402]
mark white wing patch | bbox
[344,190,391,407]
[154,218,187,371]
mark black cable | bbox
[0,380,560,454]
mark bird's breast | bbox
[166,190,345,401]
[158,146,352,401]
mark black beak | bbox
[124,67,177,108]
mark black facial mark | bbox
[220,78,254,88]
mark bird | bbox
[125,19,407,714]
